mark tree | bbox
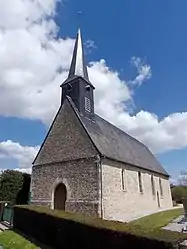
[179,171,187,186]
[171,185,187,203]
[0,170,31,205]
[16,173,31,205]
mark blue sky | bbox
[58,0,187,116]
[0,0,187,181]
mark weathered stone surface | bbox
[101,159,173,222]
[30,202,51,208]
[31,99,100,216]
[31,157,100,216]
[66,201,99,217]
[34,99,98,166]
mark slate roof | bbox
[67,97,169,177]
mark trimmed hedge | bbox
[13,205,179,249]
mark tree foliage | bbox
[0,170,31,205]
[171,185,187,203]
[179,171,187,186]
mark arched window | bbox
[151,175,155,196]
[138,171,143,193]
[121,169,126,191]
[159,178,163,197]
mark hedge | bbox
[13,205,180,249]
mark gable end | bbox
[33,98,99,166]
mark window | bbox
[138,172,143,193]
[85,85,90,91]
[121,169,126,191]
[159,178,163,197]
[151,175,155,196]
[85,97,91,112]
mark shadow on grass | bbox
[10,228,53,249]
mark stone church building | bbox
[31,29,173,222]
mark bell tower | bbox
[61,29,95,119]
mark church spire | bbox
[60,29,95,119]
[68,29,89,82]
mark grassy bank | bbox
[130,208,184,230]
[0,230,39,249]
[128,208,187,243]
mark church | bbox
[31,29,173,222]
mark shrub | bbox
[13,205,179,249]
[171,186,187,204]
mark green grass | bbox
[0,231,39,249]
[129,208,184,230]
[127,208,187,243]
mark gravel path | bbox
[162,215,187,233]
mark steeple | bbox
[68,29,89,82]
[61,29,93,87]
[60,29,95,119]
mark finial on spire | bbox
[68,28,90,82]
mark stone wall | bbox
[31,99,100,216]
[31,157,100,217]
[101,159,173,222]
[34,99,98,166]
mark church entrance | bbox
[54,183,67,210]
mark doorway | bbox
[54,183,67,210]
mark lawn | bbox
[129,208,184,230]
[127,208,187,243]
[0,230,39,249]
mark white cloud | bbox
[0,140,39,172]
[0,0,57,30]
[112,111,187,153]
[14,168,32,174]
[85,39,97,55]
[0,167,32,175]
[0,0,187,175]
[89,59,132,120]
[130,57,152,86]
[0,0,74,124]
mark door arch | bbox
[54,183,67,210]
